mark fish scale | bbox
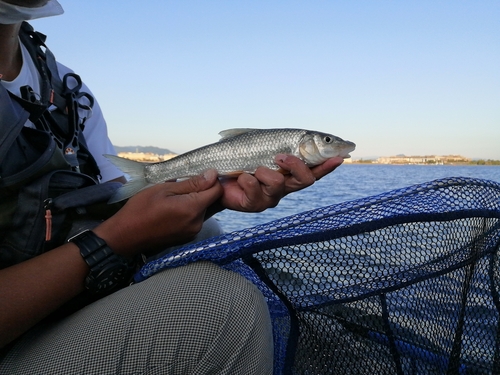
[106,128,355,203]
[145,129,305,182]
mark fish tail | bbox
[105,154,149,203]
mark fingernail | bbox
[203,169,218,180]
[275,154,287,163]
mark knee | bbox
[187,262,275,373]
[141,261,274,373]
[171,261,273,340]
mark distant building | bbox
[376,155,470,165]
[117,152,178,162]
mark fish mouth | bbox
[338,142,356,158]
[340,150,353,158]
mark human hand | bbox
[276,154,344,194]
[216,155,344,213]
[94,170,223,257]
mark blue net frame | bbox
[135,177,500,374]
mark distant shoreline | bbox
[348,161,500,166]
[114,147,500,166]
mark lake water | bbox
[214,164,500,233]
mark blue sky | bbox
[32,1,499,159]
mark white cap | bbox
[0,0,64,24]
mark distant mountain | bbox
[114,146,175,154]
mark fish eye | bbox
[324,136,333,143]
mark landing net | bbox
[136,177,500,375]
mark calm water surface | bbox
[214,164,500,233]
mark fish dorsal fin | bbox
[218,128,260,140]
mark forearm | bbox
[0,171,224,348]
[0,243,88,348]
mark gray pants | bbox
[0,261,274,374]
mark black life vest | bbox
[1,22,100,180]
[0,22,120,269]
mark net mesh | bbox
[136,177,500,374]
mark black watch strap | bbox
[68,230,135,295]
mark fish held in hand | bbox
[105,128,356,203]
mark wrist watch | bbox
[68,230,135,296]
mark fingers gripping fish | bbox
[105,128,356,203]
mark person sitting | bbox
[0,1,344,373]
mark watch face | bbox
[86,262,131,295]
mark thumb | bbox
[170,169,219,195]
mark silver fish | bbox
[106,128,356,203]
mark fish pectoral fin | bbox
[218,128,261,140]
[220,170,245,177]
[221,168,289,177]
